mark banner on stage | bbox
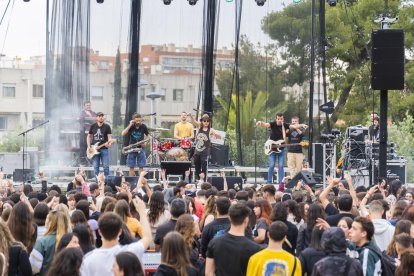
[211,130,226,145]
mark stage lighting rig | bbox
[255,0,266,6]
[163,0,173,5]
[96,0,104,3]
[188,0,198,5]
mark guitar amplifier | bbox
[346,125,368,142]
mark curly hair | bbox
[175,214,195,250]
[46,248,83,276]
[148,191,166,225]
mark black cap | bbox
[96,112,104,117]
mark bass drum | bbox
[166,147,188,161]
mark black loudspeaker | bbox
[285,170,319,188]
[160,161,192,177]
[106,176,139,192]
[13,169,35,182]
[313,143,324,176]
[210,144,230,166]
[371,29,404,90]
[207,176,243,191]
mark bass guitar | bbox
[264,139,309,155]
[87,139,117,160]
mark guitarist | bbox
[121,113,149,176]
[287,116,306,178]
[88,112,114,179]
[256,113,307,184]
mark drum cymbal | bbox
[148,127,170,132]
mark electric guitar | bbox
[264,139,309,155]
[87,139,117,160]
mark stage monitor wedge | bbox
[371,29,404,90]
[285,170,320,188]
[160,161,192,178]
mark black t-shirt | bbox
[154,219,177,248]
[269,122,290,141]
[324,202,339,216]
[288,127,305,153]
[369,124,379,142]
[89,123,112,149]
[128,124,149,146]
[195,127,211,156]
[201,217,231,258]
[206,232,262,276]
[154,264,198,276]
[326,213,355,227]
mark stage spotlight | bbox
[163,0,173,5]
[96,0,104,3]
[327,0,337,6]
[23,0,30,2]
[188,0,198,5]
[255,0,266,6]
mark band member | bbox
[287,116,306,178]
[87,112,114,178]
[121,113,149,176]
[174,112,194,139]
[256,113,307,184]
[80,101,97,163]
[190,114,221,180]
[368,116,380,143]
[80,101,97,132]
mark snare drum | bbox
[180,138,192,149]
[160,141,173,151]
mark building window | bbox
[0,117,7,130]
[140,88,145,101]
[173,89,184,102]
[160,88,166,101]
[2,84,16,98]
[32,84,44,98]
[91,86,104,100]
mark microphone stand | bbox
[18,120,50,183]
[254,119,257,186]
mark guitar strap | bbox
[282,124,286,141]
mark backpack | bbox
[368,246,396,276]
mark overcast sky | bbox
[0,0,284,59]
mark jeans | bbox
[267,148,285,184]
[93,148,109,178]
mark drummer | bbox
[174,112,194,140]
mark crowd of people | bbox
[0,168,414,276]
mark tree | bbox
[262,0,414,125]
[112,48,122,129]
[215,91,276,145]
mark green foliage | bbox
[0,129,44,152]
[112,48,122,129]
[388,113,414,183]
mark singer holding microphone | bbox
[189,113,221,181]
[121,113,149,176]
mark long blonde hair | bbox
[45,210,71,250]
[0,219,26,274]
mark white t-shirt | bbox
[80,241,145,276]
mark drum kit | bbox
[147,128,194,165]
